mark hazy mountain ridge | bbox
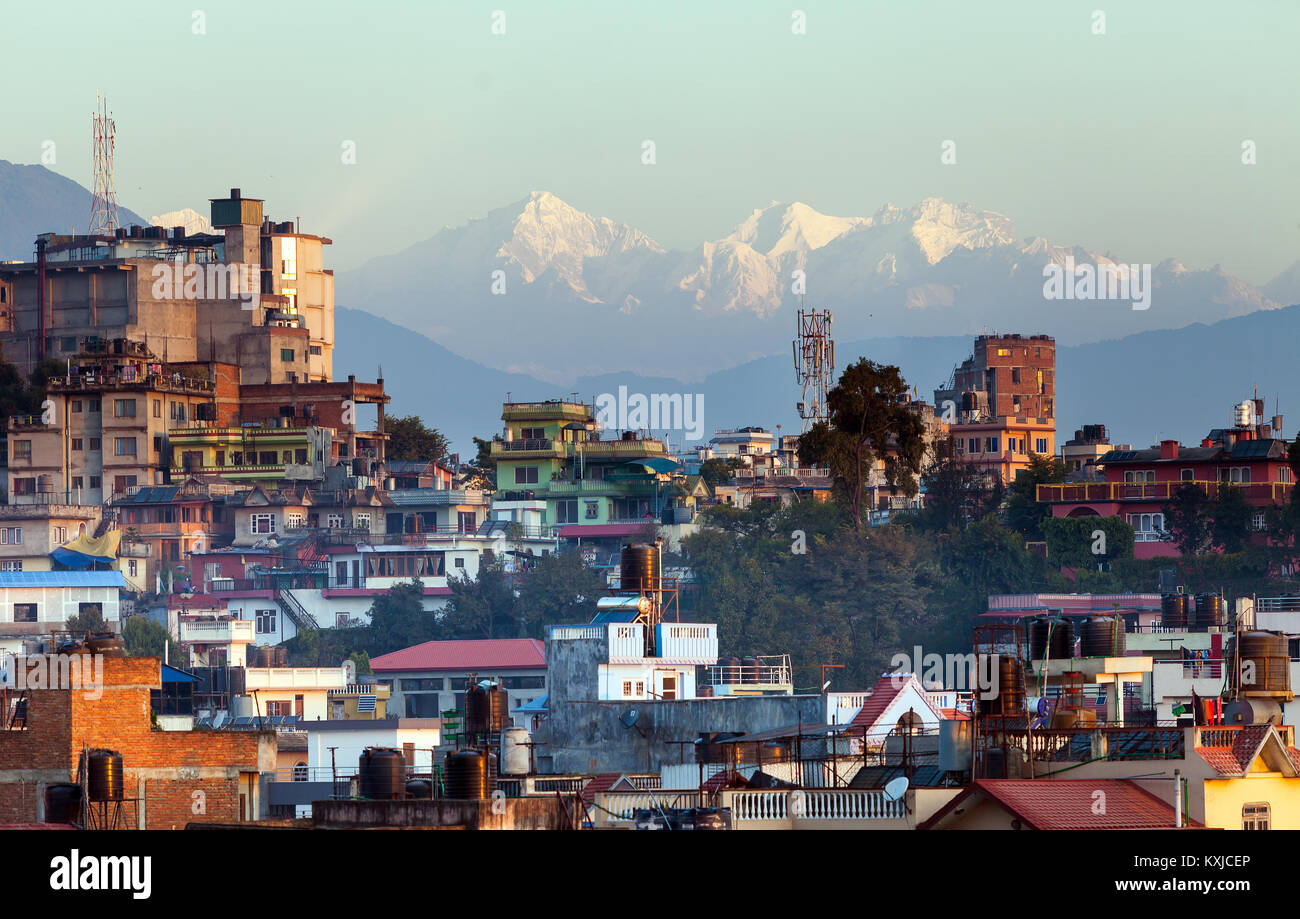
[0,161,148,259]
[337,191,1288,383]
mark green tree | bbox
[1005,453,1067,541]
[65,605,108,633]
[122,616,180,661]
[699,457,746,488]
[366,578,437,651]
[385,415,449,462]
[460,435,501,489]
[1211,486,1253,554]
[914,437,1002,531]
[1163,484,1213,555]
[440,561,521,639]
[514,550,604,636]
[1041,515,1135,568]
[797,359,925,533]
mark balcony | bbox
[704,654,792,690]
[1037,480,1293,504]
[179,619,255,644]
[245,666,347,692]
[491,438,562,458]
[657,623,718,662]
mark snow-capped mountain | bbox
[149,208,213,235]
[336,191,1285,384]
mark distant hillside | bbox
[336,304,1300,457]
[0,160,147,259]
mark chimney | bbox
[231,187,241,200]
[1160,440,1179,461]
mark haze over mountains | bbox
[5,162,1300,456]
[0,160,147,259]
[337,191,1287,384]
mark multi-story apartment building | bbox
[490,400,676,538]
[0,503,101,572]
[5,340,236,505]
[0,187,334,384]
[934,333,1056,484]
[167,423,334,487]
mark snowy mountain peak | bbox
[727,201,869,257]
[498,191,663,290]
[150,208,213,235]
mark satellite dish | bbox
[620,708,639,728]
[883,776,910,802]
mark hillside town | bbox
[0,189,1297,839]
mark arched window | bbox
[1243,802,1270,830]
[293,762,308,782]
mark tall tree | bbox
[385,415,449,462]
[916,436,1001,531]
[797,359,924,532]
[1211,486,1253,554]
[1163,484,1213,555]
[1005,453,1067,541]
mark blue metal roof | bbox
[161,664,199,683]
[513,695,548,713]
[0,571,127,589]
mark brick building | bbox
[934,334,1056,484]
[0,656,274,827]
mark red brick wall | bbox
[0,656,265,828]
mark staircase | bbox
[274,583,318,634]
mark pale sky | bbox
[2,0,1296,282]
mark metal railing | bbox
[703,654,792,686]
[1037,480,1293,504]
[725,789,905,823]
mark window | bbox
[89,437,101,451]
[12,479,34,496]
[153,399,161,418]
[1035,438,1048,454]
[1219,466,1250,484]
[1281,467,1293,483]
[0,527,22,545]
[1252,511,1267,532]
[353,512,370,529]
[113,398,136,418]
[280,236,297,279]
[170,401,187,423]
[52,526,67,545]
[280,348,295,362]
[89,476,102,489]
[326,514,343,528]
[984,437,999,454]
[128,559,137,577]
[1243,803,1270,830]
[255,610,277,634]
[520,427,545,440]
[286,512,305,529]
[71,438,83,451]
[0,561,22,572]
[11,441,30,460]
[515,466,539,485]
[251,513,276,535]
[585,500,599,519]
[88,398,100,413]
[1124,470,1156,484]
[556,499,579,523]
[115,437,136,456]
[454,557,465,568]
[458,511,476,532]
[293,762,308,782]
[968,438,979,455]
[266,701,291,717]
[1181,468,1194,482]
[71,399,83,413]
[623,680,633,697]
[13,603,37,623]
[335,612,351,627]
[309,345,321,356]
[1126,513,1166,542]
[72,476,84,490]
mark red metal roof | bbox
[580,773,637,803]
[370,638,545,672]
[921,779,1198,830]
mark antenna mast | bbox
[792,308,834,433]
[89,93,119,235]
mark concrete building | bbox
[934,333,1056,485]
[0,187,334,385]
[0,570,126,654]
[371,638,547,719]
[0,503,101,572]
[1059,424,1128,481]
[538,618,822,775]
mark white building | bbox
[0,570,126,653]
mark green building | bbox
[490,400,679,531]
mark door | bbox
[656,670,678,700]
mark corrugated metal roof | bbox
[371,638,546,672]
[921,779,1200,830]
[0,571,127,589]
